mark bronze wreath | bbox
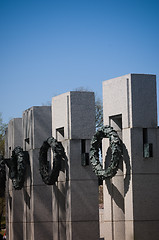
[89,125,122,180]
[7,147,27,190]
[39,137,65,185]
[0,155,6,197]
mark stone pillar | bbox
[102,74,159,240]
[52,91,99,240]
[22,106,52,240]
[5,118,23,240]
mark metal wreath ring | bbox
[39,137,65,185]
[10,146,27,190]
[89,125,122,180]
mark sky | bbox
[0,0,159,124]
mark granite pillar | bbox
[5,118,23,240]
[52,91,99,240]
[102,74,159,240]
[22,106,52,240]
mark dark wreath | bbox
[39,137,65,185]
[89,125,122,180]
[7,146,27,190]
[0,155,6,197]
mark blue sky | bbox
[0,0,159,124]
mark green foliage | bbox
[0,113,7,156]
[0,114,6,230]
[0,197,5,230]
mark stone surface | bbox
[132,174,159,221]
[52,91,95,140]
[71,221,99,240]
[23,186,32,224]
[131,128,159,174]
[25,149,45,187]
[33,222,53,240]
[5,107,53,240]
[134,220,159,240]
[52,184,59,222]
[7,118,22,156]
[130,74,157,128]
[52,91,99,240]
[11,189,24,223]
[32,185,53,222]
[69,139,98,180]
[5,118,23,240]
[100,221,113,240]
[113,221,125,240]
[103,179,112,221]
[70,179,99,222]
[111,175,125,221]
[22,106,53,240]
[124,221,134,240]
[22,106,52,151]
[12,223,23,240]
[102,73,159,240]
[5,128,8,158]
[103,73,157,129]
[103,74,131,129]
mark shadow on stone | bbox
[104,142,131,209]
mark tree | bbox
[0,113,7,156]
[95,97,103,129]
[0,113,6,231]
[0,197,5,231]
[0,113,7,196]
